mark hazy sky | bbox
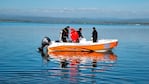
[0,0,149,18]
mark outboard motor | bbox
[38,36,51,62]
[38,36,51,52]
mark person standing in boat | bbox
[77,28,83,42]
[70,28,79,42]
[60,26,70,42]
[92,27,98,42]
[77,28,83,38]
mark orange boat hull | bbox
[48,39,118,52]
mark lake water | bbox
[0,22,149,84]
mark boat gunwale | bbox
[49,39,118,47]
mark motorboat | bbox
[48,38,118,52]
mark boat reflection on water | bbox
[38,49,117,69]
[38,50,117,83]
[48,51,117,69]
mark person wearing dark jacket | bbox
[60,26,70,42]
[77,28,84,42]
[77,28,83,38]
[92,27,98,42]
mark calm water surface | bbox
[0,22,149,84]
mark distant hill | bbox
[0,15,149,25]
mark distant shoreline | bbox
[0,17,149,25]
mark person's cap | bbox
[66,26,70,28]
[79,28,82,30]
